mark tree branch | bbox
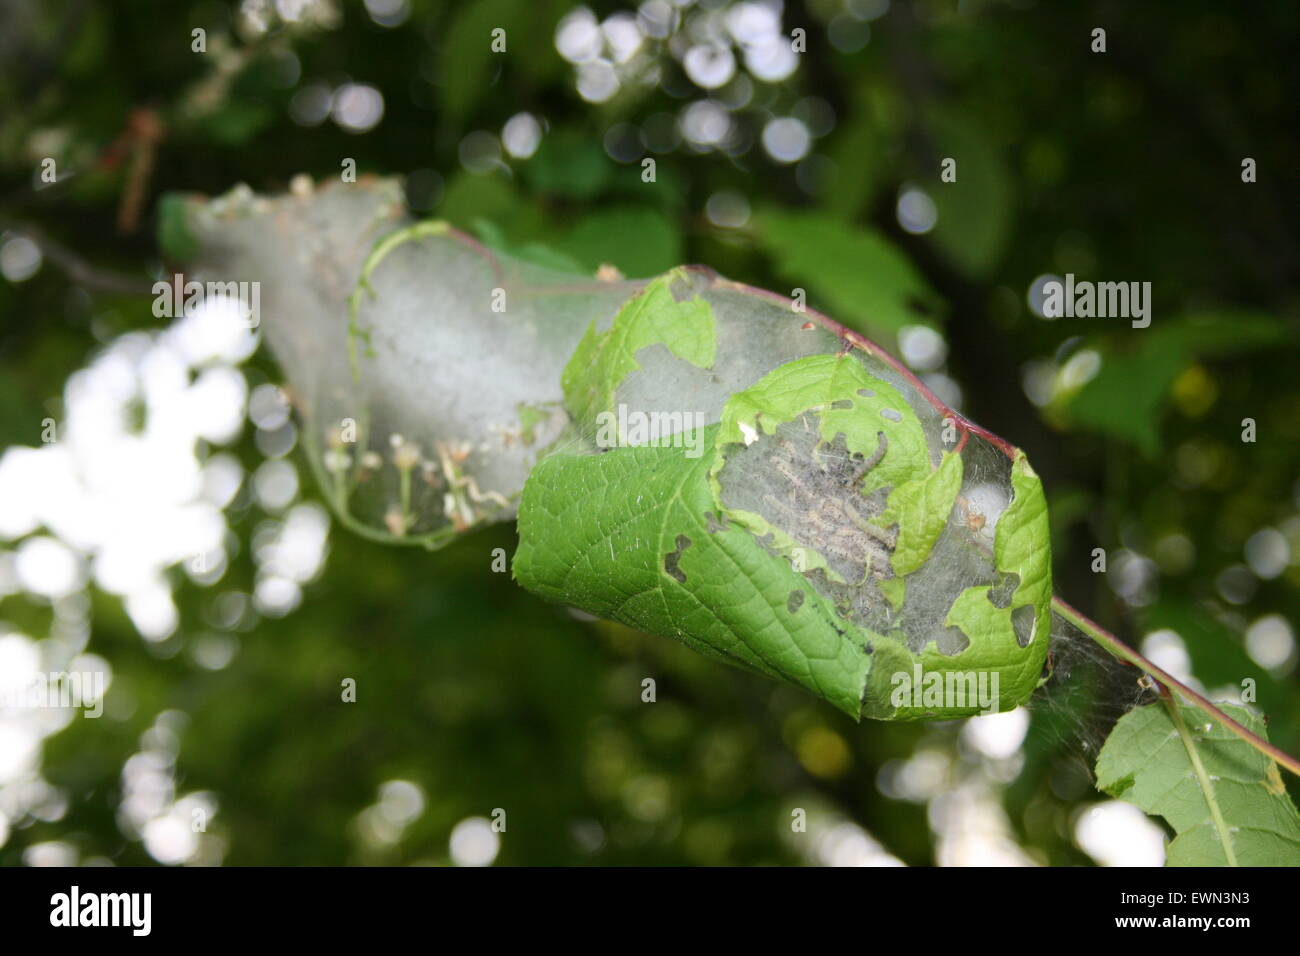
[1053,594,1300,779]
[0,216,154,295]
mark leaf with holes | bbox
[513,432,877,718]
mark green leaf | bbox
[157,193,199,262]
[522,129,614,200]
[471,219,585,273]
[513,433,878,719]
[64,2,109,76]
[440,172,545,243]
[552,206,681,278]
[520,347,1050,721]
[995,453,1053,647]
[203,101,274,146]
[923,105,1014,278]
[439,0,522,127]
[1096,701,1300,866]
[932,453,1052,711]
[879,450,964,578]
[819,79,891,221]
[752,209,941,336]
[1058,312,1290,454]
[561,269,717,426]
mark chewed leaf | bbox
[713,352,931,495]
[997,454,1052,646]
[937,451,1051,708]
[1096,701,1300,866]
[879,450,963,578]
[562,268,717,426]
[513,432,878,719]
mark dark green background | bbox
[0,0,1296,865]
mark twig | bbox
[0,217,154,295]
[1052,595,1300,779]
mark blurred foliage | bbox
[0,0,1296,866]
